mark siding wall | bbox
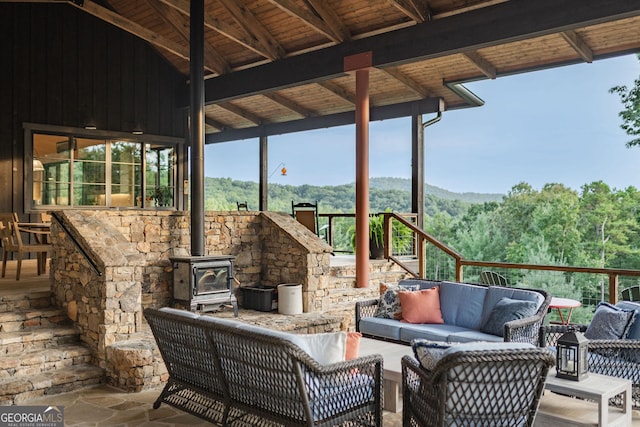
[0,3,187,219]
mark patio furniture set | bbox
[145,279,640,426]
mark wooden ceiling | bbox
[62,0,640,142]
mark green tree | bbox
[610,54,640,148]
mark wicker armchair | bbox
[402,347,555,427]
[540,323,640,409]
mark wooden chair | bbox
[0,212,52,280]
[292,201,319,235]
[480,270,509,286]
[622,286,640,301]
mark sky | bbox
[205,54,640,195]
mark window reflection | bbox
[32,133,174,209]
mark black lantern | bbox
[556,331,588,381]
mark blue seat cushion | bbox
[447,330,504,343]
[359,317,402,341]
[399,323,469,343]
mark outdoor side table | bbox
[549,297,582,324]
[536,369,632,427]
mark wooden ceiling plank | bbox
[262,93,315,118]
[196,0,640,106]
[388,0,430,23]
[218,102,266,125]
[306,0,352,42]
[266,0,343,43]
[68,0,192,61]
[206,97,443,143]
[379,67,431,97]
[145,0,230,75]
[157,0,274,60]
[462,51,497,78]
[218,0,285,61]
[561,30,594,62]
[317,81,355,104]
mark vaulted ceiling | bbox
[53,0,640,142]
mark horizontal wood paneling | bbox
[0,3,186,217]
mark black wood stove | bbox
[170,255,238,315]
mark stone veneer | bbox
[48,209,338,390]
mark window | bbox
[27,124,181,210]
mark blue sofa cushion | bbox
[359,317,403,341]
[480,297,538,337]
[438,281,487,330]
[616,301,640,340]
[400,323,469,343]
[446,330,504,343]
[481,286,544,327]
[584,302,636,340]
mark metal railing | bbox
[379,212,640,323]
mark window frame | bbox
[23,122,185,213]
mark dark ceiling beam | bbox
[206,97,445,143]
[262,93,315,118]
[389,0,431,22]
[186,0,639,107]
[379,67,432,98]
[218,0,285,60]
[462,51,497,79]
[561,30,594,63]
[218,102,266,126]
[145,0,230,75]
[65,0,192,61]
[306,0,352,42]
[267,0,345,43]
[157,0,276,60]
[204,116,227,131]
[317,81,355,104]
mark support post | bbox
[411,110,424,230]
[345,52,372,288]
[190,0,205,256]
[259,135,268,211]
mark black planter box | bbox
[240,286,277,312]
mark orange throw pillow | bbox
[345,332,362,360]
[398,287,444,324]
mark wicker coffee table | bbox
[359,337,413,412]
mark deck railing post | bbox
[609,273,619,304]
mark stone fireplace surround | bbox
[47,209,361,390]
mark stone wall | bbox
[48,209,335,390]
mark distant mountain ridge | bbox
[368,177,504,203]
[204,176,503,214]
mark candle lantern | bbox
[556,331,588,381]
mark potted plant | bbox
[348,210,414,260]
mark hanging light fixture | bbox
[33,159,45,172]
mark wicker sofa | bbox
[144,307,383,427]
[539,300,640,410]
[356,280,551,345]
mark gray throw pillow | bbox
[584,302,636,340]
[481,297,538,337]
[411,339,456,371]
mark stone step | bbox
[0,363,105,405]
[0,325,81,356]
[0,290,52,313]
[0,344,93,379]
[0,307,71,333]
